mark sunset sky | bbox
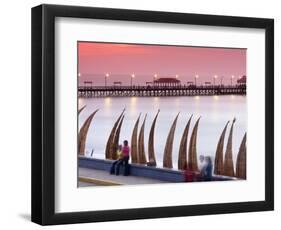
[78,42,246,86]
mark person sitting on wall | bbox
[199,156,213,181]
[197,155,207,181]
[109,145,123,175]
[115,140,130,176]
[204,156,213,181]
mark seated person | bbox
[115,140,130,176]
[109,145,123,174]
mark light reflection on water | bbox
[79,95,247,168]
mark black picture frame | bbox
[31,4,274,225]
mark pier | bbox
[78,85,246,98]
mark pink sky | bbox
[78,42,246,86]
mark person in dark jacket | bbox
[204,156,213,181]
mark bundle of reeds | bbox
[138,114,147,164]
[214,121,229,175]
[187,117,201,171]
[148,110,160,166]
[163,113,180,168]
[223,118,236,177]
[131,113,141,163]
[236,133,247,179]
[78,109,99,155]
[178,115,193,170]
[105,109,125,159]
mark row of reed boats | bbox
[78,106,246,179]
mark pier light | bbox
[220,76,224,86]
[231,75,235,86]
[78,72,81,77]
[131,74,135,87]
[153,74,158,86]
[213,75,218,86]
[105,73,109,87]
[195,74,199,86]
[175,74,179,79]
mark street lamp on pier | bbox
[220,76,224,86]
[131,74,135,87]
[195,74,199,86]
[154,74,157,86]
[175,75,179,87]
[105,73,109,87]
[213,75,218,86]
[231,75,235,86]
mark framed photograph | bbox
[31,4,274,225]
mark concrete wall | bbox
[79,156,234,182]
[79,156,185,182]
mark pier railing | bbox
[78,85,246,97]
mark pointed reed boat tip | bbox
[163,113,180,168]
[78,109,99,155]
[223,118,235,177]
[131,113,141,163]
[214,120,230,175]
[105,109,125,159]
[148,109,160,165]
[187,115,200,171]
[78,105,86,115]
[178,114,192,170]
[138,115,147,164]
[236,132,247,179]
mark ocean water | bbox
[78,95,247,169]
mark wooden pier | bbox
[78,85,246,98]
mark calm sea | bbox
[78,95,247,168]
